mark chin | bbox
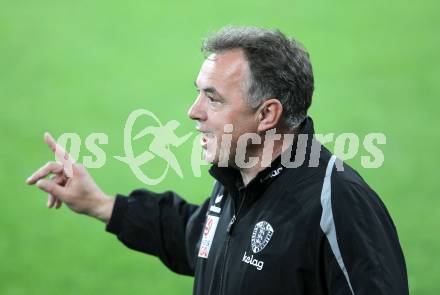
[202,150,217,165]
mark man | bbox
[27,26,409,294]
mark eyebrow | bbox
[194,81,223,97]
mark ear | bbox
[256,99,284,133]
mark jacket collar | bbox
[209,116,316,198]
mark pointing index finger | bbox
[44,132,74,177]
[44,132,57,153]
[44,132,72,163]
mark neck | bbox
[239,146,283,186]
[239,126,295,186]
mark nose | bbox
[187,95,207,121]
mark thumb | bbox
[36,179,68,200]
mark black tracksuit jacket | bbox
[106,117,409,295]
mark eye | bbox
[207,96,221,105]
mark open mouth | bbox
[196,125,213,149]
[200,133,209,149]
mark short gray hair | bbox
[202,26,314,128]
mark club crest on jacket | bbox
[251,221,274,253]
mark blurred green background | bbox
[1,0,438,294]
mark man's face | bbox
[188,49,259,166]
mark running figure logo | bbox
[115,109,192,185]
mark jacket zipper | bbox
[218,190,247,295]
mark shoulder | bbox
[280,153,389,224]
[327,160,395,233]
[330,161,384,210]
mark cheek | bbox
[209,109,258,141]
[231,126,263,155]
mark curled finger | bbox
[47,175,65,209]
[27,161,64,185]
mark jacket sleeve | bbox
[321,178,409,295]
[106,189,210,276]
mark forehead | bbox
[196,49,249,92]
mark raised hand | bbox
[26,132,114,223]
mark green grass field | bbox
[1,0,439,294]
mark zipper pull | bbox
[227,215,236,234]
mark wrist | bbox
[91,193,115,224]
